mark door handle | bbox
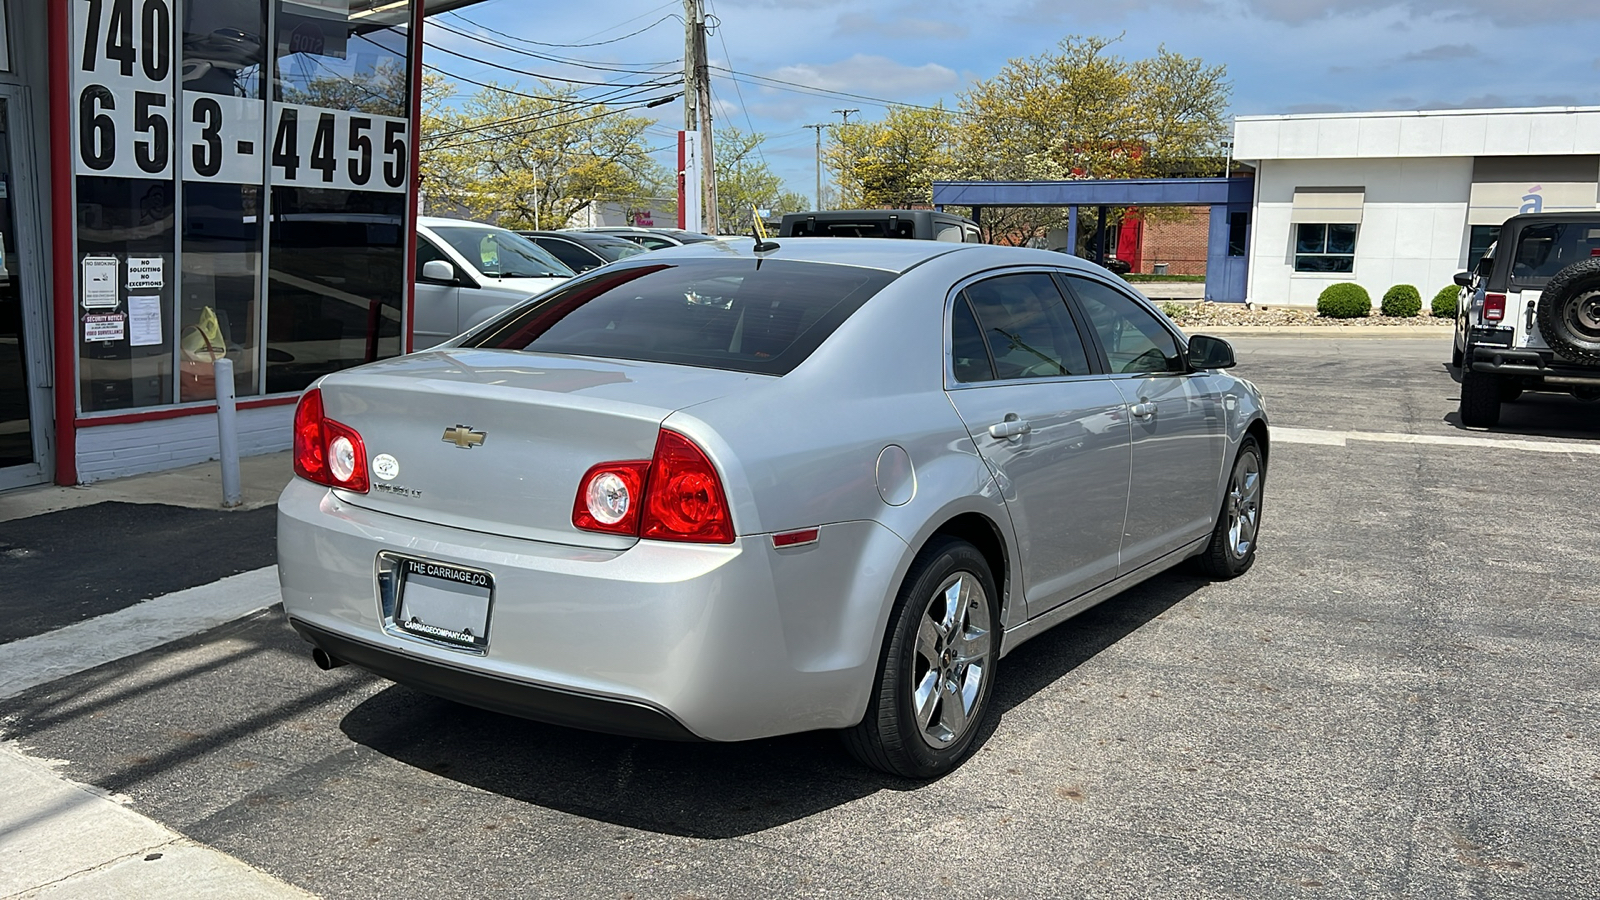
[988,414,1032,441]
[1129,401,1156,419]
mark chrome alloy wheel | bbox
[1226,449,1263,559]
[911,572,993,749]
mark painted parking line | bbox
[0,567,280,701]
[1274,426,1600,455]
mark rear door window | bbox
[462,259,897,375]
[959,273,1092,380]
[1509,222,1600,286]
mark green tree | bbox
[948,35,1230,243]
[713,127,809,232]
[422,80,669,229]
[826,105,957,209]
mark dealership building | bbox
[1234,106,1600,307]
[0,0,485,491]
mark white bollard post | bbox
[214,358,242,508]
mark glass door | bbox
[0,90,49,488]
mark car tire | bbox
[1459,369,1502,427]
[1535,257,1600,365]
[843,537,999,779]
[1196,435,1264,580]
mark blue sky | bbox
[424,0,1600,206]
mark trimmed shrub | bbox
[1431,285,1459,319]
[1380,284,1422,318]
[1317,282,1372,319]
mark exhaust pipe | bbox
[311,648,346,671]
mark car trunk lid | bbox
[315,349,758,546]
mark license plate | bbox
[394,557,494,650]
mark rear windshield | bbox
[1509,221,1600,285]
[459,258,898,375]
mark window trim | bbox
[1054,271,1193,380]
[942,266,1107,391]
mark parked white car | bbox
[414,217,574,346]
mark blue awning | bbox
[932,177,1253,208]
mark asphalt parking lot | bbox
[3,334,1597,899]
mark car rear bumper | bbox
[276,478,909,742]
[1468,345,1600,386]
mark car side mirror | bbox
[421,259,456,283]
[1453,271,1471,288]
[1187,334,1236,369]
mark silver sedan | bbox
[278,238,1268,777]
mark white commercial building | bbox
[1234,106,1600,306]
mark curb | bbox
[1188,325,1452,337]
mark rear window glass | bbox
[788,218,916,238]
[459,258,898,375]
[1510,222,1600,283]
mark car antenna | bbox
[752,207,780,253]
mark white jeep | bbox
[1453,212,1600,427]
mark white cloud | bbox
[765,54,961,100]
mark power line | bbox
[423,40,681,88]
[443,9,680,49]
[429,19,679,73]
[422,61,679,105]
[703,2,765,169]
[706,64,956,115]
[427,98,678,152]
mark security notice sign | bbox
[72,0,177,179]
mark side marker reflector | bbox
[772,528,820,548]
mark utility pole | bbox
[803,123,826,210]
[832,108,859,125]
[830,109,858,208]
[683,0,717,233]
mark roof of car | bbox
[419,216,505,230]
[628,236,1099,275]
[518,230,640,247]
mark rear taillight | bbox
[572,460,650,535]
[292,388,369,493]
[572,429,734,544]
[1483,293,1507,322]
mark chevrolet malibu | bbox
[279,239,1268,777]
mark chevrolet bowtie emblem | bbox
[441,425,487,449]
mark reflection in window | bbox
[264,187,405,394]
[1294,223,1357,273]
[961,273,1090,380]
[181,0,267,401]
[950,295,995,383]
[77,177,176,411]
[1466,225,1497,272]
[1066,276,1185,375]
[1510,221,1600,282]
[273,0,410,116]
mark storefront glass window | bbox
[180,0,268,401]
[263,1,411,394]
[70,0,414,415]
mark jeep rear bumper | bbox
[1468,345,1600,386]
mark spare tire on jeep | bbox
[1536,257,1600,365]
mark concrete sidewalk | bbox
[0,451,294,524]
[1,453,307,897]
[1,743,314,899]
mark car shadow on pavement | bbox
[338,569,1201,839]
[1441,393,1600,440]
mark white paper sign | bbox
[127,257,164,289]
[85,313,127,342]
[82,257,119,309]
[128,295,163,347]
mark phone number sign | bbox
[72,0,410,193]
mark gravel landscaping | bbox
[1157,300,1454,328]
